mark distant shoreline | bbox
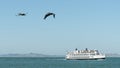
[0,53,119,57]
[0,53,64,57]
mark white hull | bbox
[66,54,105,60]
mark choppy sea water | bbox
[0,57,119,68]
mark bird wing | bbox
[44,14,49,19]
[53,14,55,18]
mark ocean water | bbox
[0,57,119,68]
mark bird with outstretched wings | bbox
[16,13,27,16]
[44,12,55,20]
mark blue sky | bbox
[0,0,120,55]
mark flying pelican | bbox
[44,12,55,20]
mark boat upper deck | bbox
[67,48,100,55]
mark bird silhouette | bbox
[16,13,27,16]
[44,12,55,20]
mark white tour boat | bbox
[66,48,105,60]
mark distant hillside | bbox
[105,53,120,57]
[0,53,60,57]
[0,53,119,57]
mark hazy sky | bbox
[0,0,120,55]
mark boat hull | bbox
[66,55,105,60]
